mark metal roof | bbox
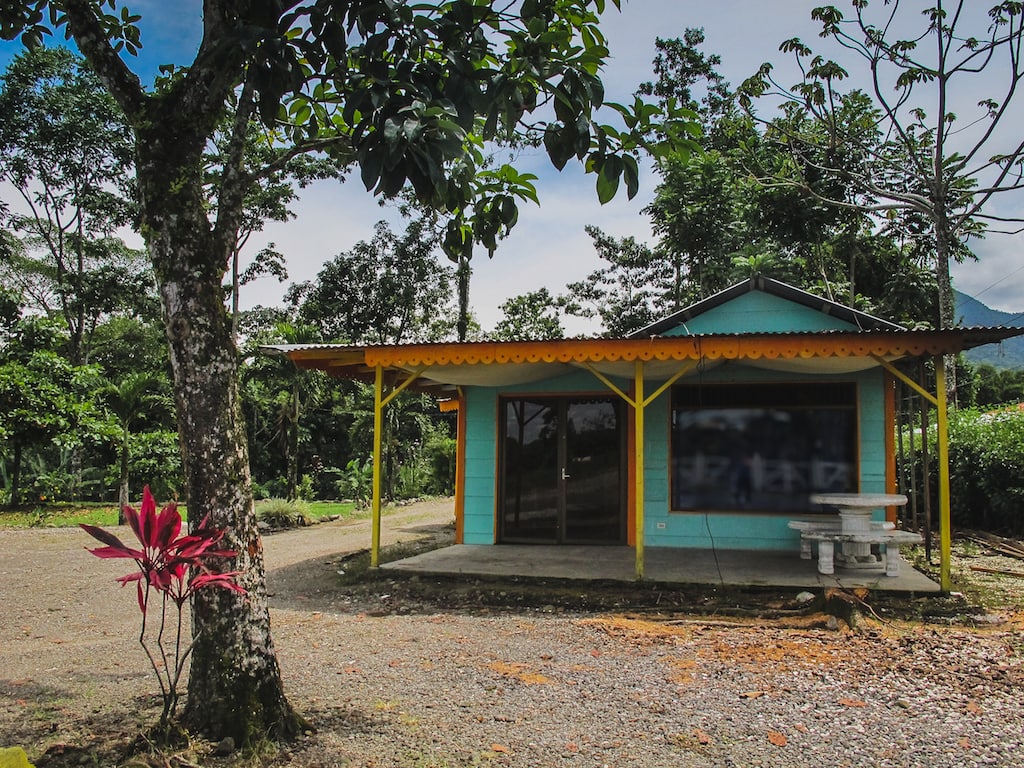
[261,324,1024,392]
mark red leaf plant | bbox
[81,486,246,731]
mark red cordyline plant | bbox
[81,486,245,730]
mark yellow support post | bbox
[935,358,952,592]
[634,360,645,580]
[582,360,697,582]
[370,365,384,568]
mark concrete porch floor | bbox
[381,544,942,594]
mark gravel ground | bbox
[1,499,1023,768]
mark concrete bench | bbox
[797,529,923,576]
[788,518,894,560]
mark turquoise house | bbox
[460,277,900,552]
[268,276,1023,586]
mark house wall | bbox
[460,364,888,551]
[462,370,611,544]
[662,290,860,336]
[460,294,891,552]
[641,365,887,551]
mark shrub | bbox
[104,430,184,503]
[422,435,456,496]
[296,473,316,501]
[337,458,372,508]
[80,487,244,737]
[312,466,345,500]
[903,406,1024,533]
[256,497,313,529]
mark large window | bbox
[671,383,858,513]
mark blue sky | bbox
[3,1,1023,331]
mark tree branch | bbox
[246,135,355,187]
[213,78,258,257]
[61,0,144,118]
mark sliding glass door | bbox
[500,396,624,544]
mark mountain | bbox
[955,290,1024,369]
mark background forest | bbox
[2,31,1023,519]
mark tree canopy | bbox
[0,45,149,365]
[1,0,696,744]
[293,216,454,344]
[737,0,1024,333]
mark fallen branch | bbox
[964,532,1024,560]
[969,565,1024,579]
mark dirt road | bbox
[3,499,1024,768]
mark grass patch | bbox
[0,499,360,530]
[255,498,360,529]
[0,502,123,529]
[305,500,359,520]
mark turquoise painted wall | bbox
[462,384,498,544]
[663,291,860,336]
[461,370,619,544]
[460,364,889,551]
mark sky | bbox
[3,1,1023,333]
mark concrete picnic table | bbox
[790,493,921,576]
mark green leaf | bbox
[360,146,384,191]
[498,195,518,227]
[544,125,570,170]
[595,154,621,204]
[621,154,639,199]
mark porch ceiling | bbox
[262,325,1024,391]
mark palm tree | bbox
[99,372,169,521]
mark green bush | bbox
[107,430,183,503]
[312,466,345,499]
[336,458,373,508]
[904,406,1024,533]
[255,497,313,529]
[422,435,456,496]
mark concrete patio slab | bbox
[381,544,942,594]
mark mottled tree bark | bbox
[933,196,958,404]
[132,107,305,744]
[62,0,305,743]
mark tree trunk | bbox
[135,122,305,746]
[456,251,471,342]
[162,244,304,743]
[118,426,129,525]
[231,247,241,344]
[60,0,303,746]
[933,212,958,403]
[9,442,22,508]
[285,381,300,501]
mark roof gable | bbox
[629,276,905,338]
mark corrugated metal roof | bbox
[260,324,1024,391]
[261,324,1023,355]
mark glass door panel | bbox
[500,397,624,544]
[500,399,559,541]
[564,399,624,543]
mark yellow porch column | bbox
[584,359,696,581]
[370,365,384,567]
[367,365,424,568]
[634,360,645,580]
[935,359,952,591]
[871,355,954,592]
